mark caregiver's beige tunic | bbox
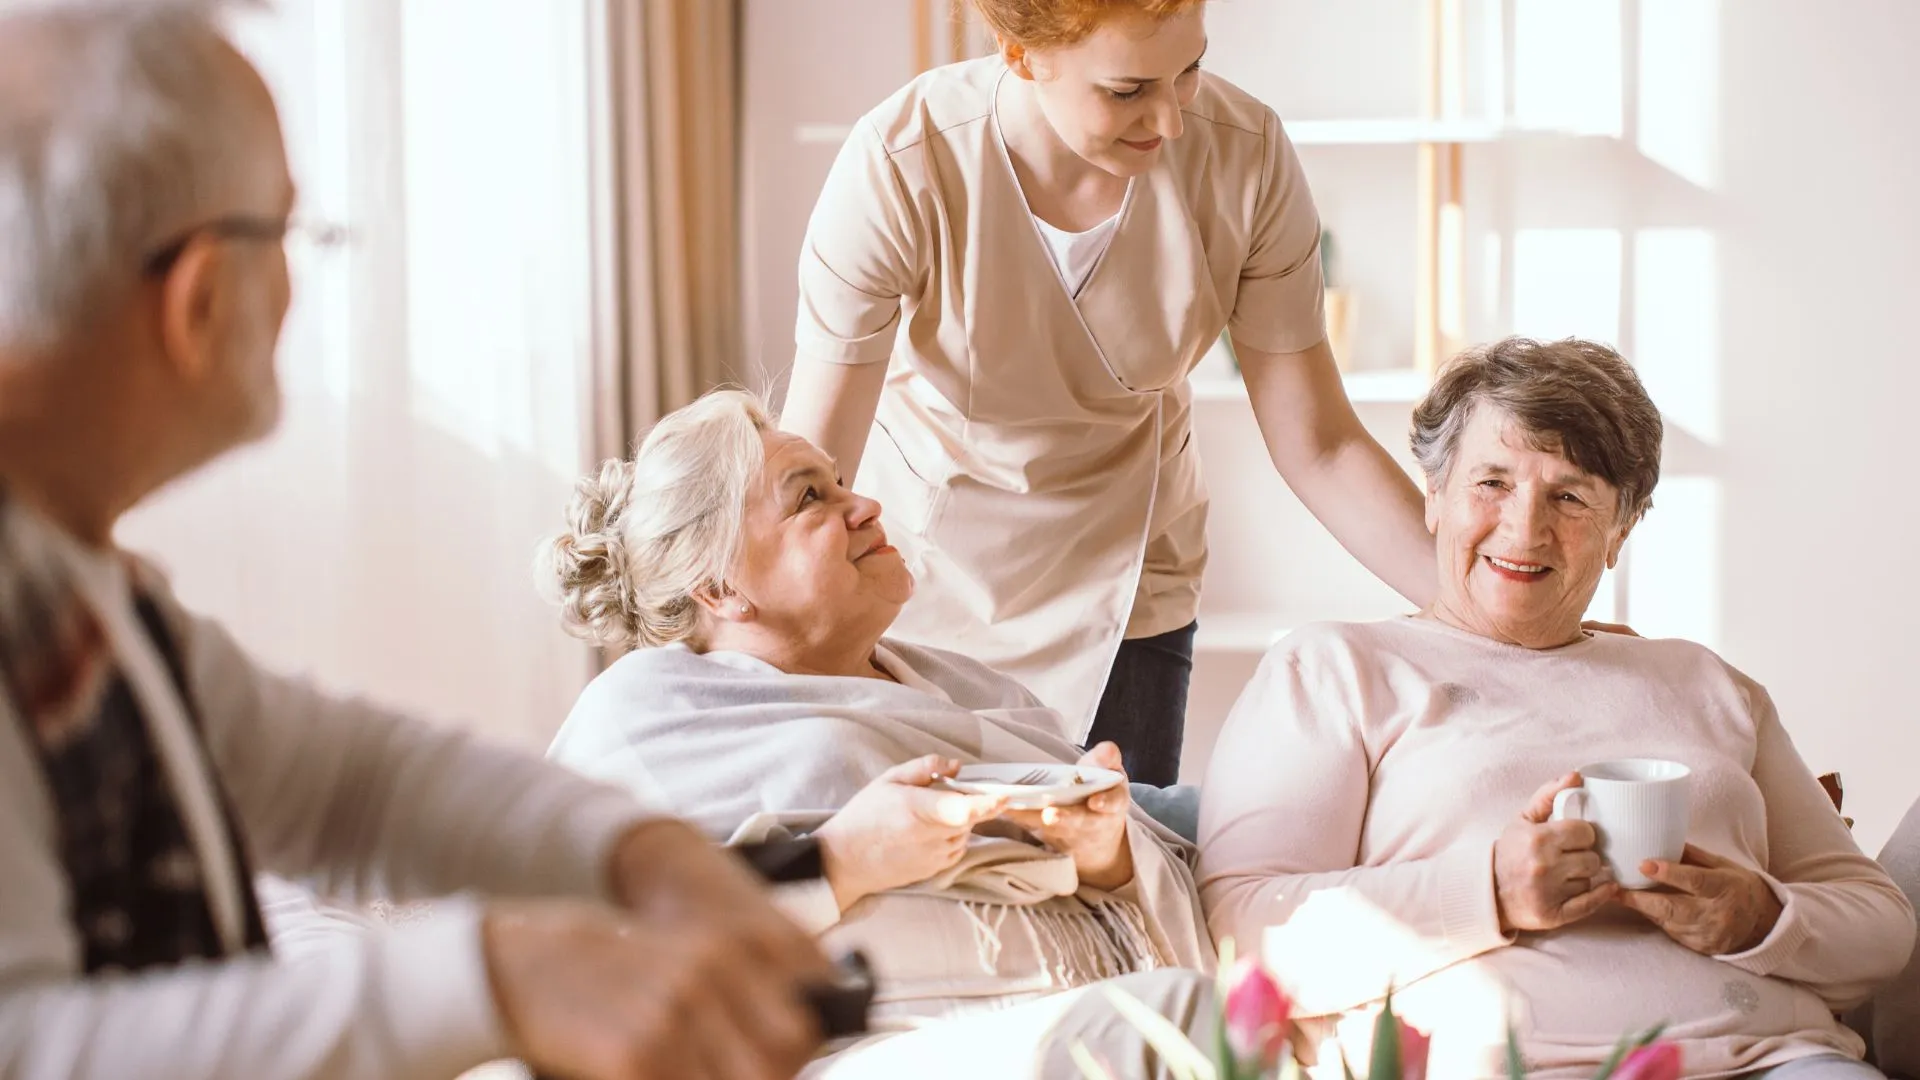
[796,57,1326,735]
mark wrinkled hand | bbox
[607,818,831,973]
[1617,843,1784,955]
[1582,620,1640,637]
[484,896,823,1080]
[813,755,1007,911]
[1493,772,1619,932]
[1003,742,1135,892]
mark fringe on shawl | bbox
[959,894,1165,989]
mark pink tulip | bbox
[1614,1042,1683,1080]
[1223,957,1291,1069]
[1398,1020,1432,1080]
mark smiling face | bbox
[1013,6,1207,178]
[722,431,914,655]
[1425,405,1637,648]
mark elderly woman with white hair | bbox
[540,391,1217,1079]
[1198,337,1916,1078]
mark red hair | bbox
[970,0,1208,51]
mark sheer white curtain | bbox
[118,0,604,747]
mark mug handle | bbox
[1550,787,1589,822]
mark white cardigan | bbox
[0,534,649,1080]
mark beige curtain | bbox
[588,0,745,465]
[122,0,606,747]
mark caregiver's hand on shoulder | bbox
[1494,772,1620,932]
[1003,742,1135,892]
[484,896,824,1080]
[1617,843,1784,955]
[815,754,1007,911]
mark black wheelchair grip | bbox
[733,835,826,884]
[734,837,873,1038]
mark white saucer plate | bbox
[933,763,1125,810]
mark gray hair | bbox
[542,390,773,651]
[0,0,269,349]
[1410,337,1664,522]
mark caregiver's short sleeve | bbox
[794,119,925,367]
[1227,107,1328,356]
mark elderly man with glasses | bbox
[0,4,831,1080]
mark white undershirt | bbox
[1033,213,1119,298]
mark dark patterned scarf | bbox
[0,493,268,972]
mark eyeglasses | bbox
[140,215,350,277]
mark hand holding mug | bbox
[1494,772,1619,932]
[1616,843,1784,955]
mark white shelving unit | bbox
[1186,368,1422,660]
[1285,118,1577,146]
[1190,368,1432,405]
[1194,613,1296,654]
[794,123,855,145]
[796,117,1585,148]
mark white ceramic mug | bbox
[1550,758,1692,890]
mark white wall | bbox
[740,0,924,394]
[1712,0,1920,855]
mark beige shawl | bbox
[546,639,1214,1030]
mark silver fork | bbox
[935,767,1054,791]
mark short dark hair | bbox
[1410,337,1664,522]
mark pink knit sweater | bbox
[1198,617,1915,1079]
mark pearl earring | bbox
[737,602,751,616]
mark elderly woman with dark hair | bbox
[1198,338,1915,1078]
